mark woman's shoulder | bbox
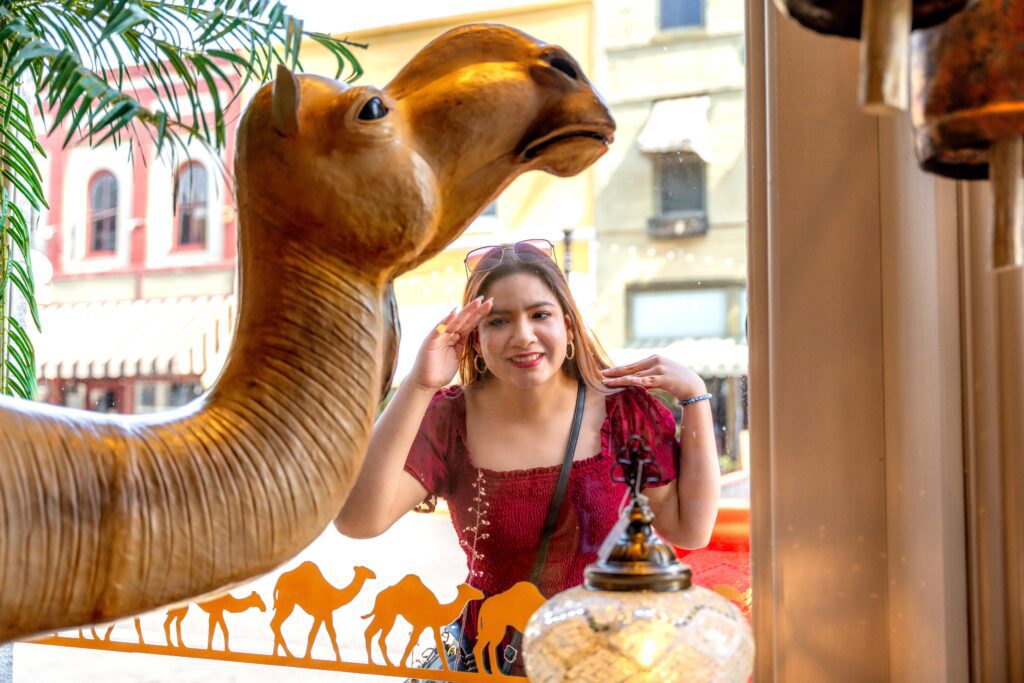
[421,384,467,426]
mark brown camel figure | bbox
[473,582,546,674]
[198,591,267,652]
[362,575,484,670]
[163,605,190,648]
[270,562,376,660]
[0,23,613,642]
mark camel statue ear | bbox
[272,64,300,136]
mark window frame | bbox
[659,0,705,32]
[172,161,210,251]
[86,170,118,256]
[649,152,708,238]
[625,281,744,343]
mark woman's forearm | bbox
[672,400,721,548]
[333,379,435,537]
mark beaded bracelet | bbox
[677,392,712,407]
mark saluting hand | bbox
[408,296,494,391]
[601,354,707,401]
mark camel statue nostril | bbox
[548,57,579,80]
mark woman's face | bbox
[474,272,573,389]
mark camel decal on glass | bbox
[363,575,484,670]
[473,582,546,675]
[78,618,145,645]
[163,604,191,648]
[33,563,558,681]
[270,563,376,660]
[199,591,267,651]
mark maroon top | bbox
[404,384,680,643]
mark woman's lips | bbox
[509,352,544,368]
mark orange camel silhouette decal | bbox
[163,604,190,648]
[78,617,144,644]
[199,591,267,651]
[270,563,376,660]
[473,582,546,674]
[363,575,484,670]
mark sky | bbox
[281,0,531,34]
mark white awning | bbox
[609,337,747,378]
[34,295,237,386]
[636,96,713,161]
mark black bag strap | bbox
[502,378,586,673]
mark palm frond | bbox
[0,0,367,399]
[4,0,365,160]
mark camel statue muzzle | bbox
[0,23,614,643]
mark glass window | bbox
[91,388,117,413]
[658,153,705,216]
[661,0,704,29]
[176,163,208,247]
[88,171,118,253]
[169,381,200,407]
[629,287,729,340]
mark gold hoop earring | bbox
[474,355,487,374]
[565,341,576,360]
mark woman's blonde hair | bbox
[457,244,613,393]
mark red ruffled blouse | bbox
[403,384,680,642]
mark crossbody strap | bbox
[503,378,586,673]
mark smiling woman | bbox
[334,241,720,674]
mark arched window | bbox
[88,171,118,253]
[175,162,208,247]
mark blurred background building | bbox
[31,70,242,414]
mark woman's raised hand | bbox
[408,296,494,392]
[601,354,707,401]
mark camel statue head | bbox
[235,23,614,279]
[0,23,613,643]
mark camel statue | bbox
[198,591,267,651]
[270,562,376,660]
[473,581,546,674]
[0,23,613,642]
[163,604,190,648]
[362,575,484,670]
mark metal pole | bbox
[562,227,573,276]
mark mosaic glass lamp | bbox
[523,438,754,683]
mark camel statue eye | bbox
[358,97,388,121]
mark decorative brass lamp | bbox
[522,439,754,682]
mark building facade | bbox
[592,0,748,468]
[32,66,242,413]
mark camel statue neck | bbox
[212,218,386,440]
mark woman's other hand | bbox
[601,354,707,401]
[408,296,493,391]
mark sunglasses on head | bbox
[463,239,557,275]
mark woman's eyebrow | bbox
[487,301,556,316]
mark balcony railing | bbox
[647,210,709,239]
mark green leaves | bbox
[1,1,365,159]
[0,0,366,400]
[0,88,45,399]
